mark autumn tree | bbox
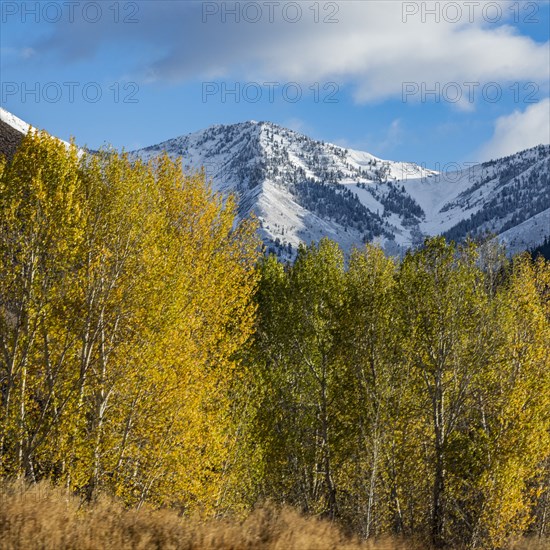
[336,244,399,537]
[0,131,260,512]
[249,239,347,518]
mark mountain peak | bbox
[2,107,548,259]
[131,122,549,259]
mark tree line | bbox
[1,132,549,549]
[247,238,549,549]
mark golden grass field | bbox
[0,481,547,550]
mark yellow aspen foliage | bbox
[472,254,550,549]
[0,132,260,513]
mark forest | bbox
[0,132,549,549]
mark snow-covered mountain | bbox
[0,107,76,159]
[0,108,27,159]
[2,109,548,257]
[132,121,549,257]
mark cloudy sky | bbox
[1,0,549,167]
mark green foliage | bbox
[247,238,550,549]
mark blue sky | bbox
[1,1,549,168]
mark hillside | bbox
[2,108,548,256]
[132,121,549,257]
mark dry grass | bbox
[0,481,416,550]
[2,481,546,549]
[510,538,550,550]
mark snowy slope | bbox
[0,108,31,135]
[132,121,440,257]
[2,108,547,257]
[497,208,550,256]
[0,107,75,156]
[133,122,549,257]
[0,108,27,159]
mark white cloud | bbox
[36,1,549,104]
[478,98,550,160]
[261,4,549,103]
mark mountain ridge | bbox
[2,108,548,257]
[130,119,549,257]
